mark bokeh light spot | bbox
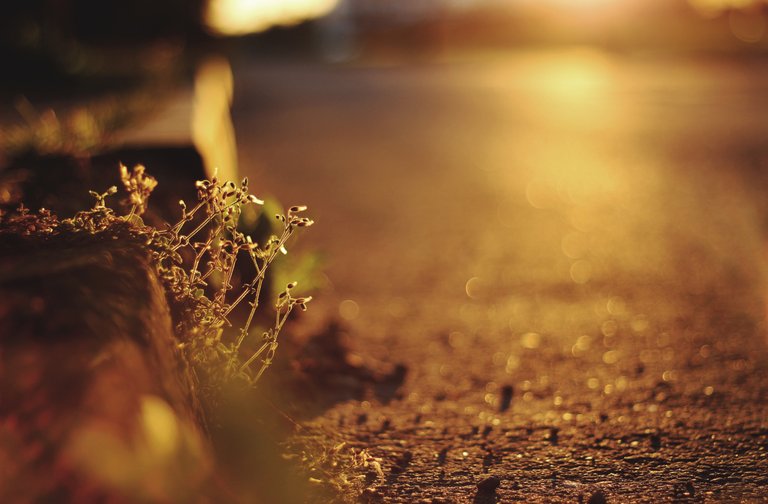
[140,395,180,459]
[339,299,359,320]
[606,296,626,316]
[601,320,618,338]
[526,179,559,209]
[561,231,589,259]
[506,354,521,373]
[570,259,592,284]
[729,9,766,43]
[465,277,483,299]
[602,350,620,365]
[521,332,542,349]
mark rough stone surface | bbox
[0,230,210,502]
[235,55,768,502]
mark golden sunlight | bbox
[205,0,339,36]
[494,48,621,138]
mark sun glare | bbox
[205,0,339,36]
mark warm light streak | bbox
[205,0,339,36]
[192,57,238,181]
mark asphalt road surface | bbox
[231,48,768,502]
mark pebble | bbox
[587,489,607,504]
[437,447,448,465]
[549,427,559,445]
[391,451,413,474]
[499,384,514,412]
[476,475,501,493]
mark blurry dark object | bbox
[0,147,206,226]
[66,0,204,43]
[0,0,207,95]
[261,321,407,419]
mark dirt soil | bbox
[231,51,768,502]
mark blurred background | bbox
[3,0,768,413]
[3,1,768,500]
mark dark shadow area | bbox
[262,320,408,420]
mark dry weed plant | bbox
[282,434,384,499]
[0,164,314,401]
